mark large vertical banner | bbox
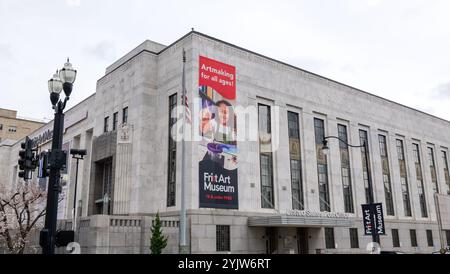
[198,56,238,209]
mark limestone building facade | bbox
[1,31,450,254]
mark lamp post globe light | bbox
[48,70,63,106]
[59,58,77,96]
[40,58,76,255]
[321,136,380,249]
[321,140,330,156]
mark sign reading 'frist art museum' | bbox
[362,203,386,235]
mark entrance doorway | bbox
[93,157,113,215]
[297,228,309,254]
[265,228,278,254]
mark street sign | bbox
[361,203,386,236]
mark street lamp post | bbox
[322,136,379,245]
[40,59,77,255]
[69,149,86,232]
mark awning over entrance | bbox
[248,213,354,228]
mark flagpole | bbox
[179,49,188,254]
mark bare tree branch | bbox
[0,182,47,254]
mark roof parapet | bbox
[105,40,166,74]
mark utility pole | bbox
[179,49,188,254]
[70,149,86,232]
[363,141,379,245]
[322,136,382,251]
[434,193,446,253]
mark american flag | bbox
[181,49,191,125]
[182,92,191,124]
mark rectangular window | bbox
[112,112,118,131]
[325,228,335,249]
[392,229,400,248]
[418,181,428,217]
[410,229,418,247]
[216,225,230,252]
[259,104,271,134]
[349,228,359,249]
[122,107,128,124]
[314,118,325,144]
[317,164,329,212]
[360,130,371,204]
[260,154,274,208]
[397,140,412,216]
[379,135,394,216]
[0,124,3,130]
[288,111,300,139]
[315,118,330,212]
[426,230,434,247]
[379,134,387,157]
[167,94,177,207]
[338,124,354,213]
[442,151,450,194]
[259,104,274,209]
[428,147,439,194]
[413,143,427,218]
[288,112,303,210]
[413,144,420,163]
[396,140,405,160]
[400,178,412,217]
[341,167,353,213]
[104,116,109,133]
[428,147,435,166]
[290,160,303,209]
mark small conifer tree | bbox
[150,212,168,254]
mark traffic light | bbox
[18,136,36,180]
[18,137,29,179]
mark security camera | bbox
[70,149,87,157]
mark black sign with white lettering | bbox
[362,204,373,235]
[373,203,385,235]
[199,157,238,209]
[361,203,386,236]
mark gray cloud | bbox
[1,0,450,121]
[66,0,81,7]
[432,82,450,100]
[83,41,116,61]
[0,44,13,61]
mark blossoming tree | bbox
[0,182,46,254]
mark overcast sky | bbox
[1,0,450,122]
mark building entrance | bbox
[265,228,278,254]
[297,228,309,254]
